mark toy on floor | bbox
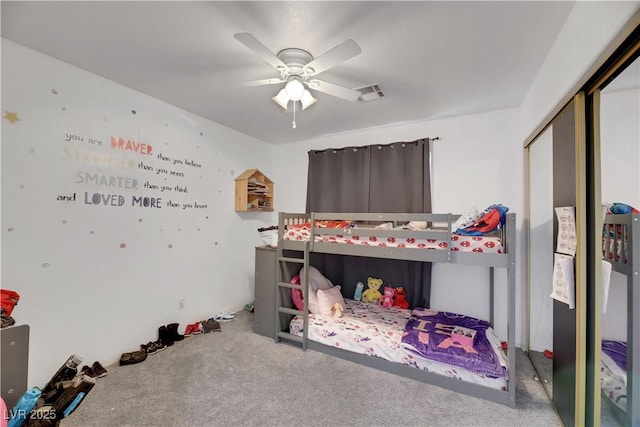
[361,277,383,304]
[379,286,395,308]
[393,287,410,309]
[330,302,344,318]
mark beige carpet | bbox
[62,310,562,427]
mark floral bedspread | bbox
[289,299,508,389]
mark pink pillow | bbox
[316,286,345,315]
[290,275,304,311]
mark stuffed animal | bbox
[361,277,383,304]
[330,302,344,318]
[379,286,395,308]
[393,287,410,309]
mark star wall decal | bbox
[3,111,21,124]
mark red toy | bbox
[393,287,410,309]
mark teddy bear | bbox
[379,286,395,308]
[393,287,410,309]
[361,277,383,304]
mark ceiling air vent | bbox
[356,83,384,102]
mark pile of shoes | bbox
[121,313,234,363]
[10,354,98,426]
[1,288,20,328]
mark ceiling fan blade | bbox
[239,78,285,88]
[307,79,361,101]
[234,32,288,71]
[303,39,361,76]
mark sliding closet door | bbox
[550,98,587,427]
[527,96,588,427]
[586,37,640,427]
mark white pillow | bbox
[299,266,334,292]
[316,286,345,315]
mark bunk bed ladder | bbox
[275,232,310,350]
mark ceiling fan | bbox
[234,32,362,127]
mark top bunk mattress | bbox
[283,221,504,254]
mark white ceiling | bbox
[1,1,576,144]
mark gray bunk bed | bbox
[601,213,639,426]
[275,211,517,407]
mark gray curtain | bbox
[305,138,432,308]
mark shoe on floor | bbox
[166,323,185,342]
[184,323,196,337]
[154,340,167,352]
[81,365,98,378]
[92,361,108,378]
[214,312,235,322]
[119,350,147,366]
[141,341,159,355]
[202,319,221,333]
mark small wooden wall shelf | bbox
[235,169,274,212]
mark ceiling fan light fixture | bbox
[272,89,289,110]
[300,90,317,110]
[284,78,305,100]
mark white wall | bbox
[272,108,524,344]
[519,1,640,142]
[1,40,276,387]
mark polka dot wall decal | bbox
[165,123,168,127]
[42,263,50,268]
[200,132,203,136]
[214,242,218,245]
[103,116,109,121]
[3,111,21,124]
[120,243,127,249]
[51,89,58,94]
[61,107,66,111]
[168,244,173,249]
[90,231,94,234]
[19,185,24,189]
[8,228,14,232]
[62,220,67,224]
[28,148,35,154]
[178,228,182,232]
[138,218,143,222]
[131,110,137,115]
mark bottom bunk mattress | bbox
[289,299,508,390]
[601,340,627,416]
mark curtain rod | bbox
[310,137,439,154]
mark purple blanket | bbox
[400,308,506,378]
[602,340,627,371]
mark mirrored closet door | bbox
[528,125,554,399]
[591,50,639,427]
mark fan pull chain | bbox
[292,101,297,129]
